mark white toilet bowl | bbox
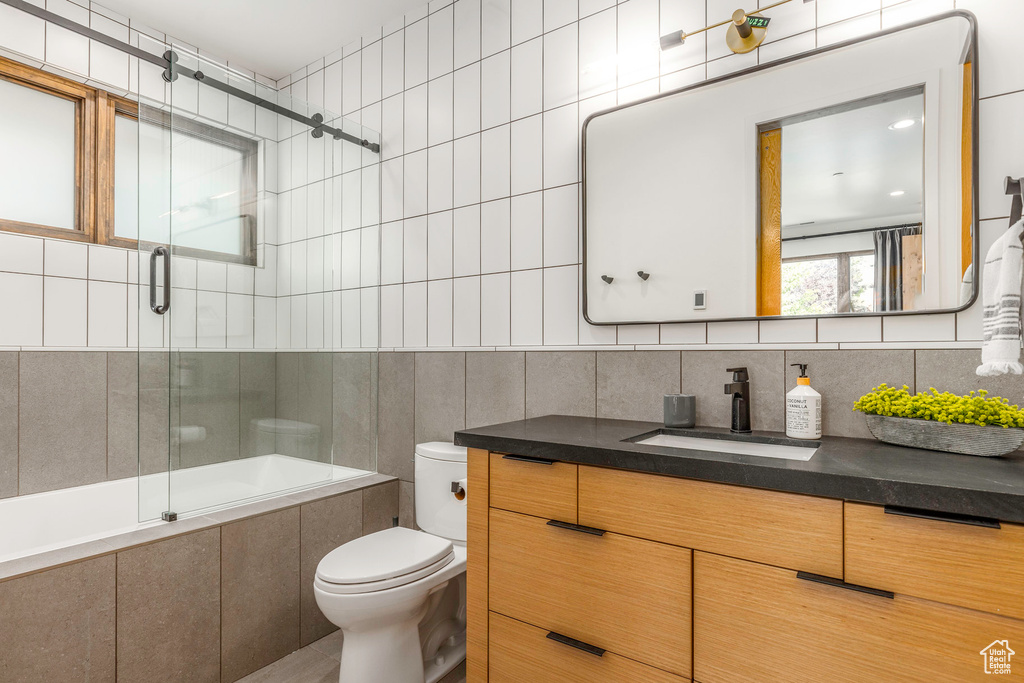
[314,442,468,683]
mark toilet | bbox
[314,442,467,683]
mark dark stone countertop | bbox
[454,415,1024,524]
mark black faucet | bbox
[723,367,752,434]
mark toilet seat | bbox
[316,527,455,595]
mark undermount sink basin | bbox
[632,431,818,461]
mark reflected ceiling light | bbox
[888,119,917,130]
[211,190,237,200]
[890,190,906,197]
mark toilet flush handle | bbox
[451,480,466,501]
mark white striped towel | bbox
[977,219,1024,376]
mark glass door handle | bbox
[149,246,170,314]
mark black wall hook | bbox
[601,275,614,284]
[1006,176,1023,228]
[637,271,651,281]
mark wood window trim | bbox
[96,94,139,250]
[0,55,96,243]
[1,57,260,265]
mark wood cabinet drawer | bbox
[845,502,1024,619]
[578,465,843,576]
[488,611,690,683]
[488,452,577,522]
[488,507,692,678]
[694,551,1024,682]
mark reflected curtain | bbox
[873,226,923,311]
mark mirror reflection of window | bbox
[781,251,876,316]
[765,87,926,316]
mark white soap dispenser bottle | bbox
[786,363,822,440]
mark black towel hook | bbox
[1005,176,1023,234]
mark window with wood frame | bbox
[0,55,258,265]
[781,251,875,316]
[0,56,95,243]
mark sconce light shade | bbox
[659,30,686,51]
[726,10,768,54]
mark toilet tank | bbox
[414,442,467,543]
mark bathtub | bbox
[0,454,370,563]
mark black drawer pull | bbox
[884,505,1001,529]
[546,631,606,657]
[546,519,606,536]
[501,454,556,465]
[796,572,894,599]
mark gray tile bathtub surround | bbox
[0,352,16,499]
[178,352,242,469]
[466,351,525,429]
[19,352,108,495]
[363,479,401,534]
[681,351,786,432]
[0,470,393,679]
[785,350,916,439]
[415,352,466,444]
[525,351,597,419]
[377,351,416,482]
[277,353,334,463]
[0,554,116,682]
[222,508,301,682]
[399,480,416,530]
[597,351,681,423]
[333,352,377,471]
[139,351,172,476]
[299,491,362,647]
[240,352,278,459]
[116,528,222,683]
[107,351,140,481]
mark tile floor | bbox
[238,628,467,683]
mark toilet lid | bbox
[316,527,454,586]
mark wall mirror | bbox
[582,12,977,325]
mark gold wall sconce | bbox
[660,0,813,55]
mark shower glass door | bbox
[134,47,379,520]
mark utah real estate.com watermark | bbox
[980,640,1014,675]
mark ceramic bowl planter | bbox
[864,414,1024,457]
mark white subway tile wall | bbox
[276,0,1001,351]
[0,1,293,351]
[0,0,1019,353]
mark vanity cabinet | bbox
[578,465,843,577]
[488,612,688,683]
[468,448,1024,682]
[489,507,692,677]
[487,453,577,522]
[694,552,1024,682]
[844,501,1024,620]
